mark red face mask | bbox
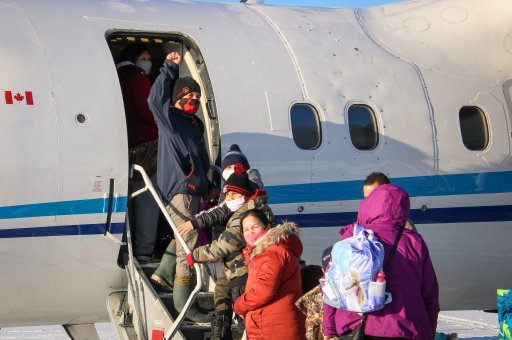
[178,97,200,115]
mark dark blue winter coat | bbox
[148,60,210,203]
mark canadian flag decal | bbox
[5,91,34,105]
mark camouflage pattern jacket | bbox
[295,284,324,340]
[192,190,273,280]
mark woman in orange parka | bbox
[234,209,306,340]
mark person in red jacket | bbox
[117,44,157,148]
[234,209,306,339]
[116,44,159,263]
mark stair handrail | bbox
[124,209,148,338]
[130,164,203,339]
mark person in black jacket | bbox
[147,51,210,323]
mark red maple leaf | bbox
[14,93,24,102]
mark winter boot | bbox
[151,240,176,291]
[172,278,211,323]
[211,310,233,340]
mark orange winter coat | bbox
[234,222,306,340]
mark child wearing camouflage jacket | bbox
[184,166,273,339]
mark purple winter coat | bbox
[323,184,440,339]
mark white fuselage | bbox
[0,0,511,327]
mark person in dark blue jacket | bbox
[148,51,210,323]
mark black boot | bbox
[210,311,233,340]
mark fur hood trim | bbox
[250,221,300,258]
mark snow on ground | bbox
[0,310,501,339]
[437,311,500,339]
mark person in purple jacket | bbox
[323,184,440,340]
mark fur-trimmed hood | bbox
[249,221,302,258]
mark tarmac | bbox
[0,310,501,339]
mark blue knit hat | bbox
[221,144,250,170]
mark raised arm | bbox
[147,52,182,131]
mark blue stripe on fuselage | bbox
[266,171,512,204]
[0,222,125,238]
[0,197,128,219]
[0,204,510,239]
[275,204,512,228]
[0,171,510,223]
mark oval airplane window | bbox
[348,104,379,150]
[459,106,489,151]
[290,103,321,150]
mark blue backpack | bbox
[320,224,392,313]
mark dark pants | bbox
[129,175,159,257]
[211,273,247,340]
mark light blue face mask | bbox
[136,60,152,75]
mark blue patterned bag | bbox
[320,224,391,313]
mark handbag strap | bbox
[383,224,405,272]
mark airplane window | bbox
[348,104,378,150]
[459,106,489,151]
[290,103,321,150]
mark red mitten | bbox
[186,252,195,267]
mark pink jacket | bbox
[323,184,440,339]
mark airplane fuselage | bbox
[0,0,511,327]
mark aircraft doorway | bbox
[104,32,225,339]
[106,32,221,260]
[106,32,220,166]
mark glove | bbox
[186,252,195,267]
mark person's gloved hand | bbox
[186,253,195,267]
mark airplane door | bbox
[0,1,58,229]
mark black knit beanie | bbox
[224,164,254,197]
[172,76,201,103]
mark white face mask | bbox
[136,60,152,75]
[225,196,246,212]
[222,169,235,181]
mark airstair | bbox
[106,165,236,340]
